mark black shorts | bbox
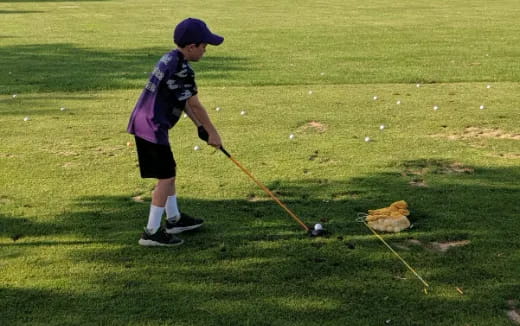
[134,136,176,179]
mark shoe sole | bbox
[165,223,203,234]
[138,239,184,247]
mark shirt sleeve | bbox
[165,62,198,102]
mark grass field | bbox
[1,0,519,325]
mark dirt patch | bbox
[442,127,520,141]
[409,179,428,187]
[247,193,263,202]
[297,120,328,133]
[429,240,471,253]
[402,239,471,253]
[331,191,361,200]
[401,159,474,176]
[508,300,520,325]
[490,152,520,159]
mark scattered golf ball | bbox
[289,133,295,140]
[373,96,378,100]
[379,124,385,130]
[320,72,325,76]
[308,90,313,95]
[480,105,486,110]
[314,223,323,231]
[60,107,66,111]
[240,110,247,116]
[215,107,221,112]
[183,113,187,118]
[23,116,30,121]
[433,105,439,111]
[364,136,371,142]
[486,85,491,89]
[12,94,17,98]
[416,84,421,88]
[193,145,200,151]
[396,100,401,105]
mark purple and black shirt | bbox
[127,49,197,145]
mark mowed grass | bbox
[1,0,519,325]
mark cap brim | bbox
[204,33,224,46]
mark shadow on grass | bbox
[0,43,250,93]
[1,160,519,325]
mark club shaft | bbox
[225,154,309,232]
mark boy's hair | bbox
[177,42,202,48]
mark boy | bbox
[127,18,224,246]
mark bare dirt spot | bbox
[297,120,328,133]
[409,179,428,187]
[490,152,520,159]
[441,127,520,141]
[401,159,474,176]
[508,300,520,324]
[402,239,470,253]
[429,240,471,253]
[331,191,361,200]
[247,193,263,202]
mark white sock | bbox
[166,195,181,222]
[146,205,164,233]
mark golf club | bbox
[197,126,326,236]
[220,146,326,237]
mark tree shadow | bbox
[1,160,518,324]
[0,43,250,93]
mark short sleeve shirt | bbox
[127,49,197,145]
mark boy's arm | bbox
[185,95,222,148]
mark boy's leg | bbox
[146,177,175,233]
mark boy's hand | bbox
[197,125,222,148]
[208,131,222,148]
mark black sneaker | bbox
[165,213,204,234]
[138,227,184,247]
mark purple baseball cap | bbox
[174,18,224,47]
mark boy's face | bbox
[185,43,207,61]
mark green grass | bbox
[1,0,519,325]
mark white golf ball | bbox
[486,85,491,89]
[364,136,371,142]
[215,107,221,112]
[289,133,295,140]
[12,94,17,98]
[308,90,313,95]
[396,100,401,105]
[23,116,30,122]
[373,96,378,100]
[60,107,66,111]
[379,124,385,130]
[320,72,325,76]
[480,105,485,110]
[416,84,421,88]
[433,105,439,111]
[193,145,200,151]
[183,113,188,118]
[240,110,247,116]
[314,223,323,231]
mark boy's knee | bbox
[158,177,175,185]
